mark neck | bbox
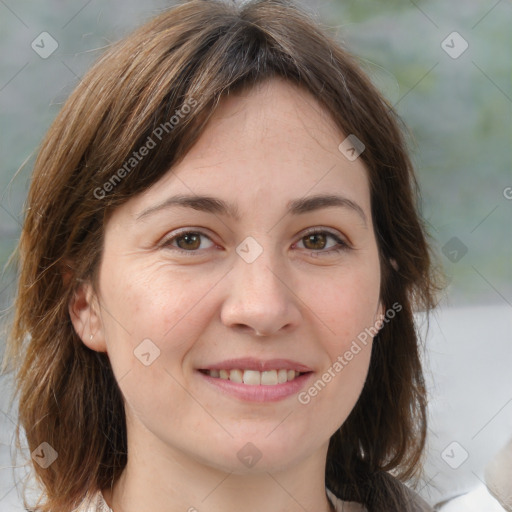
[103,427,335,512]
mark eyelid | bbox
[160,226,352,255]
[295,227,352,253]
[159,227,216,249]
[299,226,351,245]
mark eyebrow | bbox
[136,193,367,226]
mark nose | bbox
[220,245,302,338]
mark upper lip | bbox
[199,358,313,373]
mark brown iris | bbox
[176,233,202,250]
[302,233,328,251]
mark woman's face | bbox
[76,78,383,474]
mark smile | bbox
[200,368,305,385]
[197,358,314,401]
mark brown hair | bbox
[5,0,442,510]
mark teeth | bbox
[261,370,277,385]
[206,368,301,385]
[243,370,261,385]
[229,369,243,383]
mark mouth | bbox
[198,368,309,385]
[196,358,314,402]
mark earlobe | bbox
[68,281,107,353]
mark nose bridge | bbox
[239,241,281,292]
[235,234,287,303]
[220,234,301,336]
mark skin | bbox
[70,77,384,512]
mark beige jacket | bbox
[74,489,361,511]
[74,486,431,511]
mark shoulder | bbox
[326,488,368,512]
[326,482,433,512]
[72,492,111,512]
[401,482,434,512]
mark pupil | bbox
[307,234,325,250]
[179,233,200,250]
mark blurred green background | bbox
[0,0,511,315]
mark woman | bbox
[6,0,441,510]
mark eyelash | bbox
[160,228,351,257]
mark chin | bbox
[193,437,314,475]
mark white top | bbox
[74,488,367,511]
[326,488,368,511]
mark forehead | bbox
[114,78,372,224]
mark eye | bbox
[160,230,215,254]
[295,229,350,255]
[160,228,350,256]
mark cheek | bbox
[300,257,380,415]
[102,264,196,337]
[97,262,222,379]
[314,262,381,353]
[96,267,209,424]
[299,289,376,433]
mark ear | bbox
[68,280,107,353]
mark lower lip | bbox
[197,371,313,402]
